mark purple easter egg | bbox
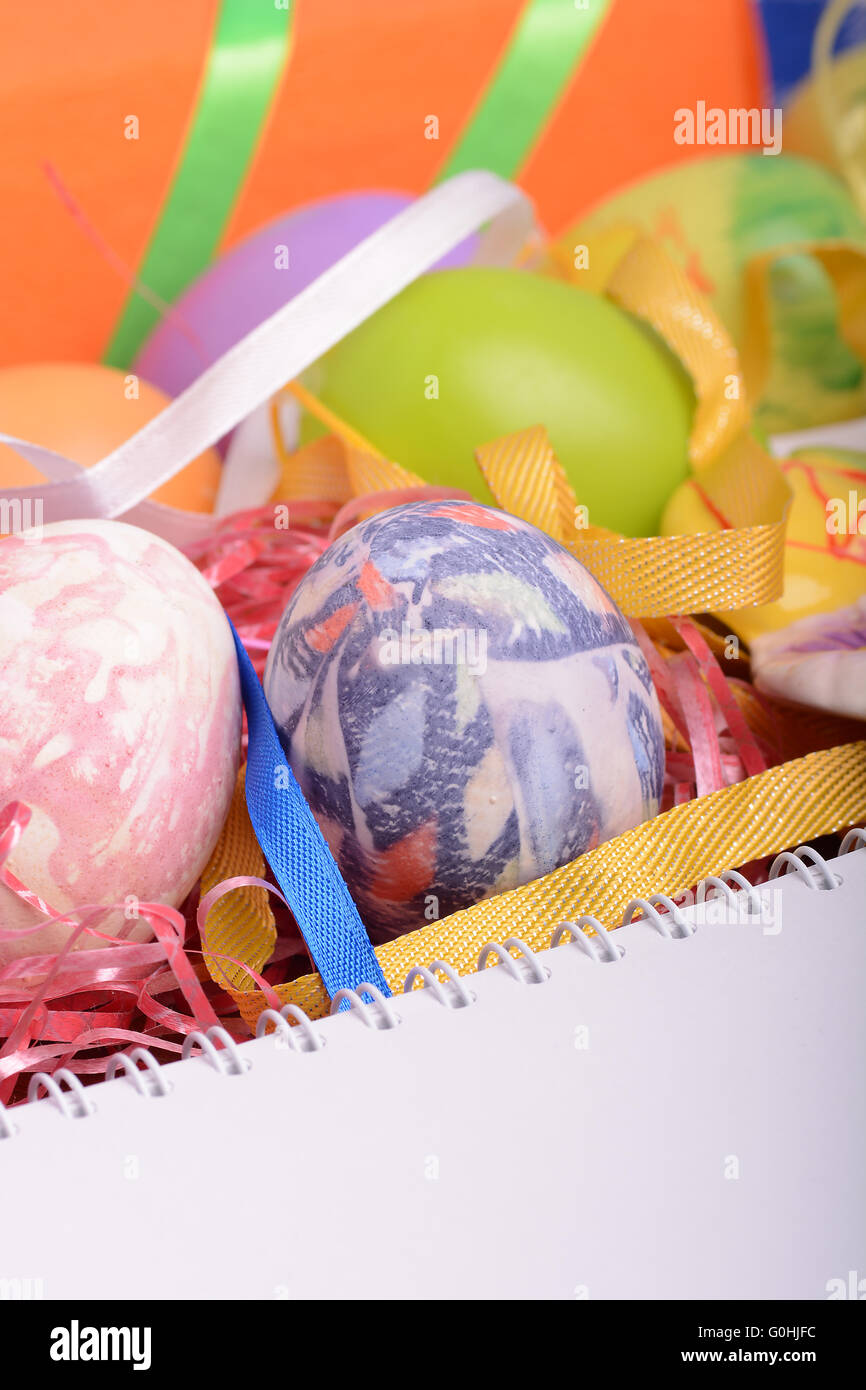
[264,501,664,940]
[134,191,476,399]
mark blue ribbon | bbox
[229,620,390,1001]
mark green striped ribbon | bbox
[437,0,613,182]
[104,0,295,369]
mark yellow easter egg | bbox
[661,447,866,645]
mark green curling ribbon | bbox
[104,0,295,369]
[437,0,613,182]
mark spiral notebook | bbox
[1,843,864,1301]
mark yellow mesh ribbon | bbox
[200,766,276,993]
[220,742,866,1030]
[476,424,789,618]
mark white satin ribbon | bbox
[0,172,534,545]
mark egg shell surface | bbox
[264,501,664,939]
[299,267,694,538]
[0,519,241,962]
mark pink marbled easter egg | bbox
[0,519,241,963]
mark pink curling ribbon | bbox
[668,652,727,798]
[671,619,767,779]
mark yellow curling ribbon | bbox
[217,743,866,1030]
[476,425,790,618]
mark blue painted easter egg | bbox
[264,501,664,938]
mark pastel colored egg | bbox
[0,520,241,963]
[558,153,866,433]
[264,500,664,939]
[661,446,866,645]
[134,192,476,400]
[299,267,695,538]
[750,597,866,721]
[0,363,221,517]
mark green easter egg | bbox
[301,268,694,537]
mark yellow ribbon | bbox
[281,235,791,619]
[475,424,789,618]
[211,742,866,1030]
[200,765,275,993]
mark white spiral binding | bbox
[769,845,838,889]
[330,984,401,1029]
[105,1047,171,1097]
[26,1069,95,1118]
[181,1026,249,1075]
[697,870,764,917]
[0,834,860,1136]
[552,917,623,961]
[477,938,548,982]
[404,960,475,1007]
[255,1004,325,1051]
[622,893,696,939]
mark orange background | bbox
[0,0,766,366]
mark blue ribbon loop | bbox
[229,620,390,1001]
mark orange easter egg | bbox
[0,362,220,513]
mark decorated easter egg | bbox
[264,500,664,939]
[0,363,221,519]
[0,520,241,963]
[299,268,694,538]
[556,154,866,433]
[661,446,866,645]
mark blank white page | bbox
[1,850,864,1300]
